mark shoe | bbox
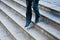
[35,17,42,23]
[25,23,33,29]
[25,25,31,29]
[25,21,31,27]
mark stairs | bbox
[0,21,15,40]
[0,0,60,40]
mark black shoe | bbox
[25,23,33,29]
[25,21,31,27]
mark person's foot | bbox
[25,21,31,27]
[25,25,31,29]
[25,23,33,29]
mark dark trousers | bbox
[26,0,40,23]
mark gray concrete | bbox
[41,0,60,6]
[3,0,59,40]
[0,1,56,40]
[0,0,60,40]
[0,22,13,40]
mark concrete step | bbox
[0,10,33,40]
[0,22,15,40]
[0,2,56,40]
[39,1,60,16]
[39,1,60,12]
[1,0,60,40]
[13,0,60,28]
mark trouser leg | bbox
[25,0,32,27]
[33,0,40,23]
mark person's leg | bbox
[25,0,32,27]
[33,0,40,23]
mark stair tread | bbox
[0,10,31,40]
[1,0,60,39]
[13,0,60,24]
[0,21,13,40]
[39,1,60,12]
[0,2,55,40]
[40,9,60,24]
[13,0,26,7]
